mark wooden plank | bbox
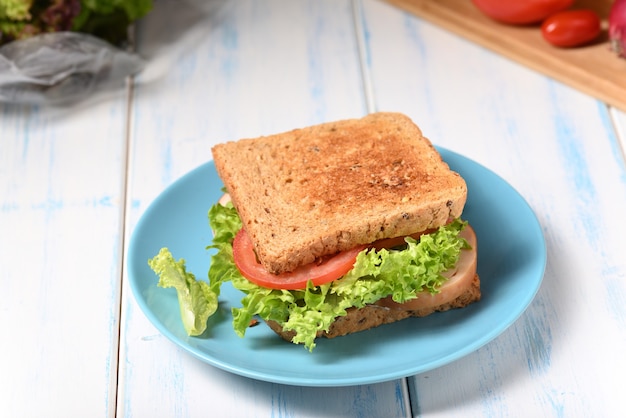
[384,0,626,112]
[0,96,129,416]
[364,0,626,416]
[118,1,409,416]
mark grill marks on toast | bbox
[211,112,467,274]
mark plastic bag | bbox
[0,32,145,105]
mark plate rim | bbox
[127,146,547,387]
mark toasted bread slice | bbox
[211,112,467,274]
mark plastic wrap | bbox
[0,31,145,105]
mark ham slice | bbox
[374,225,477,311]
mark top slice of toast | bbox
[211,112,467,274]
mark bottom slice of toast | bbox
[265,274,480,342]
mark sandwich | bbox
[149,112,480,351]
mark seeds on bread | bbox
[211,112,467,274]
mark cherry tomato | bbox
[541,10,601,48]
[472,0,573,25]
[232,228,367,290]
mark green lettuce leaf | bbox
[79,0,152,20]
[206,202,242,294]
[0,0,32,21]
[206,202,469,351]
[150,201,469,351]
[72,0,153,45]
[148,248,218,336]
[0,0,153,45]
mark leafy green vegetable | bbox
[205,202,243,294]
[0,0,32,21]
[80,0,151,20]
[206,202,469,351]
[72,0,153,45]
[0,0,153,45]
[148,248,218,336]
[148,202,469,351]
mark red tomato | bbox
[472,0,573,25]
[232,228,367,290]
[541,10,601,48]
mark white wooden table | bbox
[2,0,626,416]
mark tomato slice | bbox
[232,228,367,290]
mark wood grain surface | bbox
[386,0,626,112]
[1,0,626,417]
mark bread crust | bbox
[266,274,481,342]
[212,112,467,274]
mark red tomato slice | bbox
[541,10,601,48]
[471,0,573,25]
[232,228,367,290]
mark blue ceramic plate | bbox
[127,148,546,387]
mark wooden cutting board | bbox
[385,0,626,111]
